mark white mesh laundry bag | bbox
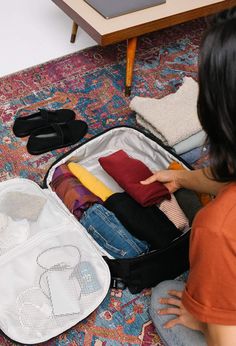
[0,178,110,344]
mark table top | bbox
[52,0,236,45]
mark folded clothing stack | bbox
[50,153,189,257]
[99,150,189,234]
[51,162,153,257]
[130,77,206,155]
[50,148,200,259]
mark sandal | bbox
[13,108,76,137]
[26,120,88,155]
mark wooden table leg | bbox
[70,21,78,43]
[125,37,137,97]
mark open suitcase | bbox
[0,126,201,344]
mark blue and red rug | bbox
[0,18,208,346]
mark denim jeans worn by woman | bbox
[80,204,149,258]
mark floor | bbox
[0,0,96,77]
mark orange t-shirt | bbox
[182,182,236,325]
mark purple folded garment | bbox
[50,164,103,220]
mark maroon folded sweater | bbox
[99,150,170,206]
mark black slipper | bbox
[26,120,88,155]
[13,108,76,137]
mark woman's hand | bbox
[140,170,182,193]
[158,290,204,332]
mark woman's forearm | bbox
[205,323,236,346]
[177,167,225,196]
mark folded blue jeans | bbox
[80,204,149,258]
[149,280,207,346]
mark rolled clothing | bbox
[50,164,103,220]
[174,189,202,225]
[158,194,189,231]
[99,150,170,207]
[68,162,113,202]
[80,204,150,258]
[104,192,180,249]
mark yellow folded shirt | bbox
[68,162,113,202]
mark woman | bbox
[141,7,236,346]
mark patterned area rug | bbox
[0,19,208,346]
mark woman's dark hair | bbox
[197,6,236,182]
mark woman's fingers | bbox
[158,307,181,316]
[140,174,159,185]
[168,290,183,299]
[163,318,181,329]
[159,297,181,307]
[140,170,180,193]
